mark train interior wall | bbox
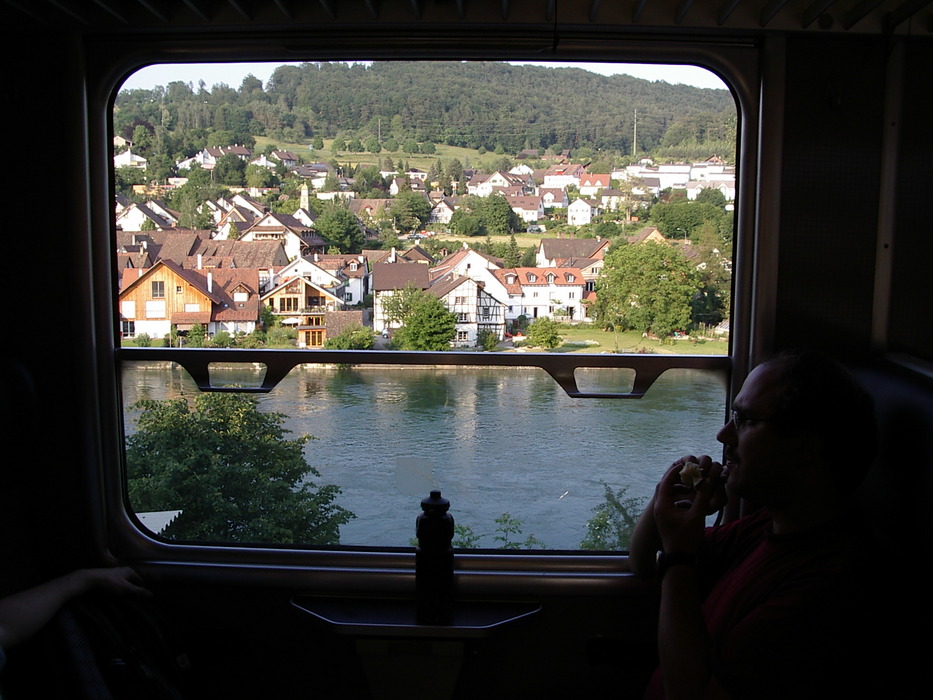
[1,20,931,698]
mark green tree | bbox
[386,287,457,351]
[648,200,726,242]
[210,330,233,347]
[315,201,365,252]
[448,210,485,237]
[126,392,355,545]
[526,317,562,349]
[245,163,279,189]
[392,190,431,234]
[473,193,520,236]
[492,513,544,549]
[503,234,522,268]
[381,283,426,327]
[593,241,699,339]
[212,152,247,186]
[476,329,500,351]
[323,324,375,350]
[186,323,206,348]
[580,484,646,551]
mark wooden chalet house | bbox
[118,260,260,341]
[260,276,344,348]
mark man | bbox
[630,351,879,699]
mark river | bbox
[121,362,728,550]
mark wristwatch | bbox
[655,550,697,577]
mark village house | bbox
[350,198,394,225]
[115,201,180,231]
[491,266,587,321]
[429,245,503,282]
[467,171,530,197]
[314,253,370,305]
[113,149,148,170]
[541,163,586,189]
[260,275,345,348]
[292,163,333,189]
[686,179,737,201]
[118,259,261,341]
[578,173,612,196]
[214,204,258,239]
[429,273,506,347]
[535,237,611,267]
[508,195,544,224]
[627,226,669,245]
[238,211,327,260]
[176,144,253,172]
[538,188,569,209]
[566,198,600,226]
[270,150,298,168]
[269,252,370,305]
[428,197,458,225]
[371,260,430,333]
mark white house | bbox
[539,188,569,209]
[429,273,506,347]
[509,195,544,223]
[239,211,327,260]
[491,267,586,321]
[542,163,586,189]
[567,198,599,226]
[114,149,148,169]
[371,260,431,332]
[115,201,177,231]
[578,173,611,196]
[686,178,737,201]
[467,170,529,197]
[428,197,458,225]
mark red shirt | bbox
[644,509,871,699]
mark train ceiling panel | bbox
[5,0,932,36]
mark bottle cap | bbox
[421,490,450,512]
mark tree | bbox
[448,210,485,237]
[392,190,431,234]
[580,484,646,550]
[381,283,426,327]
[385,286,457,351]
[593,241,699,339]
[323,325,375,349]
[503,233,522,268]
[526,317,562,349]
[315,201,365,252]
[473,193,520,236]
[648,200,726,242]
[245,163,279,189]
[126,392,355,545]
[212,152,246,186]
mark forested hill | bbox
[115,60,736,161]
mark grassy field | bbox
[254,135,519,174]
[520,325,728,355]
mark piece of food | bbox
[679,461,704,488]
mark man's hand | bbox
[654,456,725,554]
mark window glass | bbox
[115,60,735,550]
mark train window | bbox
[114,60,736,551]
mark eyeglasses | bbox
[730,407,775,430]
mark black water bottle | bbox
[415,490,455,625]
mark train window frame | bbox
[89,37,766,594]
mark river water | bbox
[122,362,728,550]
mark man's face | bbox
[716,363,801,505]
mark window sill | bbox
[292,595,541,638]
